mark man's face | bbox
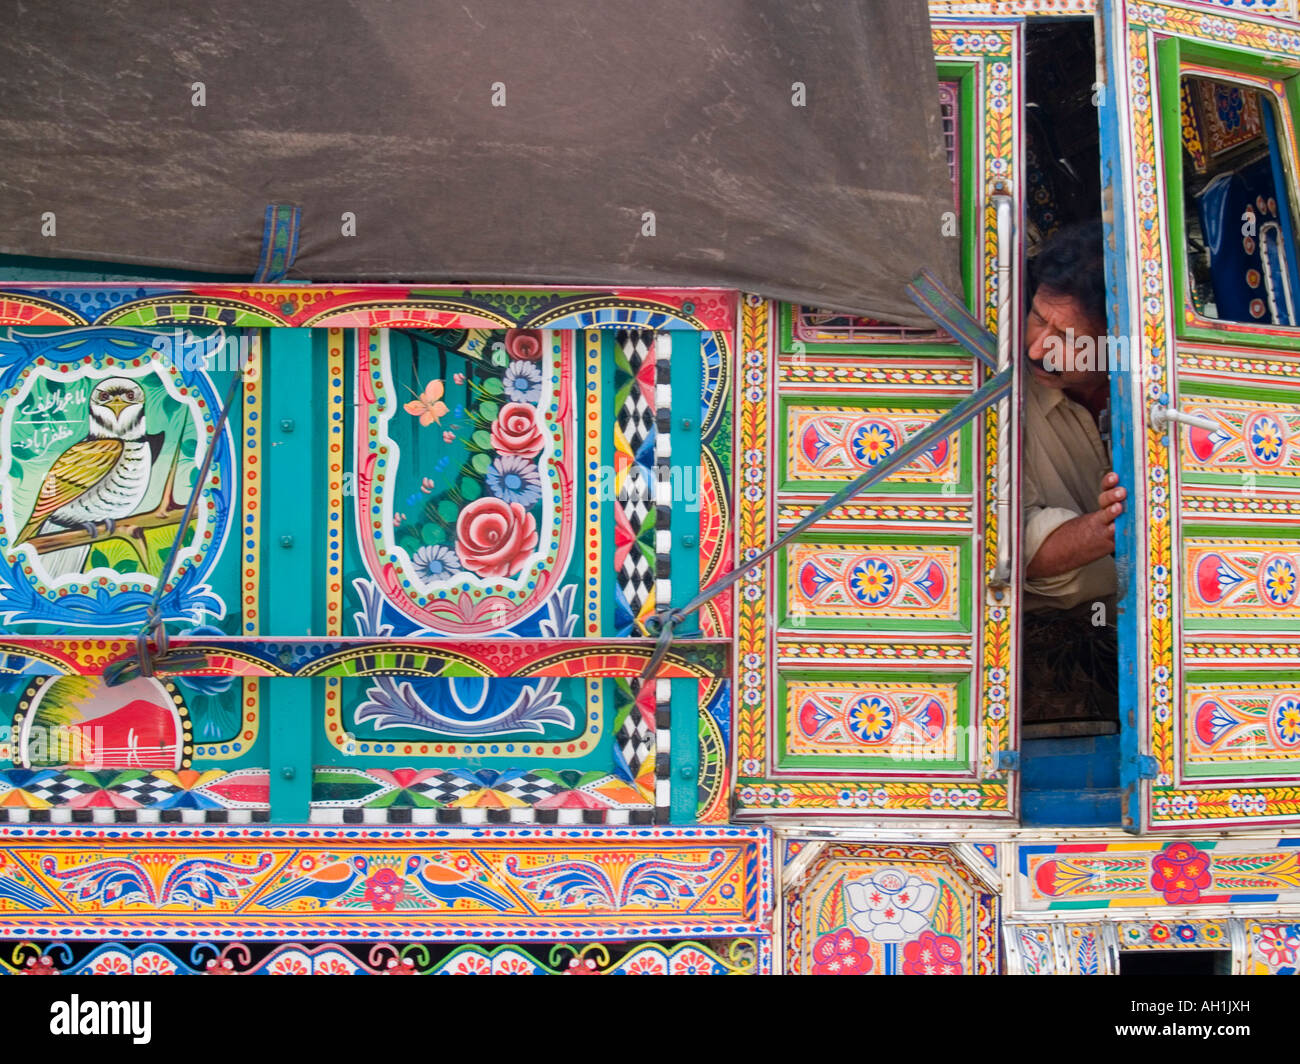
[1024,287,1109,394]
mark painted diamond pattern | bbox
[109,776,184,805]
[615,329,658,635]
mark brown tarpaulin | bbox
[0,0,959,323]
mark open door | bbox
[732,19,1026,821]
[1101,0,1300,831]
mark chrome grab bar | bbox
[1149,404,1217,433]
[988,193,1014,592]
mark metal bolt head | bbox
[678,765,694,779]
[280,766,296,781]
[279,535,294,548]
[681,535,696,548]
[280,418,295,433]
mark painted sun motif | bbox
[849,558,896,605]
[850,422,897,467]
[1249,414,1285,466]
[846,695,895,744]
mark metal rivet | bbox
[280,766,295,780]
[678,765,694,779]
[279,535,294,548]
[681,535,695,548]
[280,418,295,433]
[681,419,692,431]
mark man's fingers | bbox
[1097,487,1127,510]
[1094,503,1122,528]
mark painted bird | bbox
[258,856,369,909]
[17,376,162,579]
[404,855,512,911]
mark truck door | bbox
[733,19,1027,821]
[1101,0,1300,831]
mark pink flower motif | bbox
[1150,841,1212,905]
[668,948,716,976]
[455,497,539,578]
[363,867,406,912]
[489,402,546,458]
[1257,925,1300,968]
[504,328,544,362]
[93,953,132,975]
[394,512,405,528]
[902,930,964,975]
[134,952,176,975]
[454,373,466,385]
[810,929,874,975]
[624,952,670,975]
[421,476,436,492]
[447,952,491,975]
[443,430,456,443]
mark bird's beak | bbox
[105,398,134,417]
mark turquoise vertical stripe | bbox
[669,678,700,825]
[668,332,703,823]
[265,328,319,822]
[670,331,702,636]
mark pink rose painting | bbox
[455,497,539,578]
[504,328,544,362]
[490,402,546,458]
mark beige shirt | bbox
[1022,374,1117,612]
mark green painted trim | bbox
[264,329,320,822]
[1158,37,1300,351]
[776,531,973,634]
[773,668,972,773]
[1179,378,1300,404]
[775,393,973,495]
[1182,521,1300,539]
[669,678,700,824]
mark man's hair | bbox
[1029,221,1107,328]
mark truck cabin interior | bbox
[1015,18,1120,826]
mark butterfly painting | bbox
[404,380,449,426]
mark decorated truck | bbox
[0,0,1297,975]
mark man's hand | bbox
[1026,472,1126,580]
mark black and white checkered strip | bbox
[616,329,658,627]
[308,807,655,826]
[0,808,266,824]
[654,333,673,609]
[654,678,672,823]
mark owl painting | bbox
[16,377,163,578]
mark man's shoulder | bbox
[1026,373,1070,417]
